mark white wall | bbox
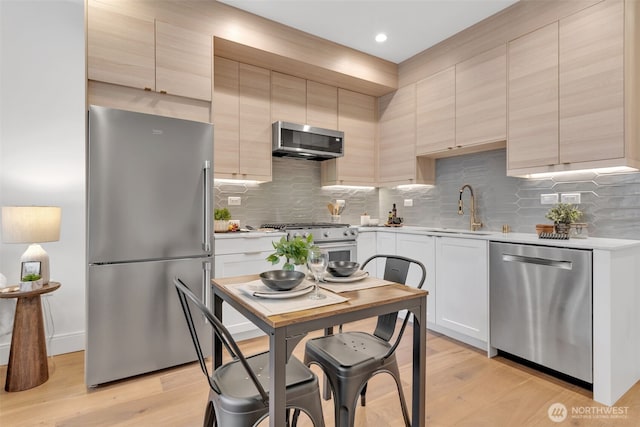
[0,0,86,363]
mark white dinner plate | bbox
[323,270,369,283]
[252,284,314,299]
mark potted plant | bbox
[545,203,583,234]
[266,235,317,271]
[20,273,43,291]
[214,208,231,233]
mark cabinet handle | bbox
[502,254,572,270]
[160,90,167,94]
[143,87,152,91]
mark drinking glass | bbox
[307,248,328,300]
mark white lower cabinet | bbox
[357,231,377,276]
[396,233,436,324]
[375,231,397,275]
[434,237,488,344]
[214,234,283,338]
[359,231,436,324]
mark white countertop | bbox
[358,225,640,251]
[214,231,286,240]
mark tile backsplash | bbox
[215,150,640,240]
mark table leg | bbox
[5,296,48,392]
[269,328,287,427]
[412,297,427,427]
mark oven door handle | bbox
[315,242,357,249]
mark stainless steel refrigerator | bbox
[86,106,213,387]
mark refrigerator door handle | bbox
[203,160,212,252]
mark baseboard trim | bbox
[0,331,85,365]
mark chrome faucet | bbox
[458,184,483,231]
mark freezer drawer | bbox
[490,242,592,383]
[86,257,211,386]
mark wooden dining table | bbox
[211,274,428,427]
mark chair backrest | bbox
[173,277,269,403]
[360,255,426,348]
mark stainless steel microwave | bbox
[272,121,344,160]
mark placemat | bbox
[227,279,349,316]
[319,276,395,293]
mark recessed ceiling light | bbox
[375,33,387,43]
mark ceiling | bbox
[217,0,520,64]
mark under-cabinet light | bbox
[524,166,638,179]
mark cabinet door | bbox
[214,251,273,336]
[375,232,397,276]
[508,22,559,170]
[213,57,240,175]
[396,234,436,324]
[88,4,155,91]
[559,0,624,164]
[271,72,306,124]
[456,45,507,146]
[416,67,456,155]
[155,21,212,101]
[378,85,417,184]
[239,64,272,180]
[357,231,377,277]
[435,237,488,341]
[306,81,338,129]
[322,89,376,186]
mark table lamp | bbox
[1,206,61,284]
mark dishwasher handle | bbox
[502,254,573,270]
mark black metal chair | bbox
[301,255,426,427]
[174,277,326,427]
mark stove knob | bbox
[292,232,300,239]
[343,230,350,237]
[323,232,330,238]
[302,232,310,239]
[351,230,357,236]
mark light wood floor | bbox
[1,319,639,426]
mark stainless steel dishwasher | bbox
[490,242,592,383]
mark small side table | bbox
[0,281,60,392]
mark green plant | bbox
[545,203,583,224]
[266,235,317,271]
[21,273,41,282]
[214,208,231,221]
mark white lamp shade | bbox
[2,206,61,243]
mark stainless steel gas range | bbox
[261,222,358,262]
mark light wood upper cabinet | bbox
[455,45,507,147]
[213,57,240,175]
[88,4,212,101]
[271,72,306,124]
[378,85,434,186]
[508,22,559,170]
[238,63,272,180]
[559,0,624,164]
[321,89,376,186]
[507,0,637,176]
[306,81,338,129]
[213,57,272,181]
[88,5,155,91]
[416,67,455,155]
[155,21,212,101]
